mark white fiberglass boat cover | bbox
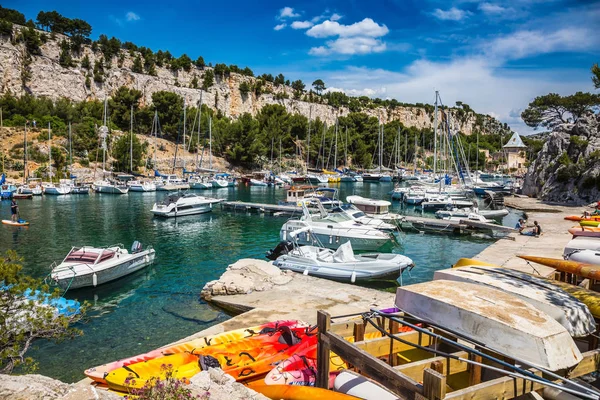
[395,280,582,371]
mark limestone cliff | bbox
[522,112,600,204]
[0,25,509,136]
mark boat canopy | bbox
[332,242,357,263]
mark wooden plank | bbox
[468,354,482,386]
[423,368,446,400]
[324,330,420,400]
[566,349,600,378]
[316,311,331,389]
[446,350,600,400]
[395,351,469,381]
[354,330,432,358]
[353,321,365,342]
[444,371,542,400]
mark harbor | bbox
[1,1,600,398]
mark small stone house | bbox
[492,132,527,173]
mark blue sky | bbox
[6,0,600,134]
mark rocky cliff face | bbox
[0,26,508,135]
[522,112,600,204]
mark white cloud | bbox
[478,3,506,14]
[330,13,343,21]
[291,20,313,29]
[126,12,140,21]
[432,7,472,21]
[279,7,300,19]
[274,23,286,31]
[309,37,387,56]
[485,28,596,61]
[313,59,591,135]
[306,18,389,38]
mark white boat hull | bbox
[52,249,155,289]
[434,267,596,337]
[44,186,72,195]
[190,182,213,190]
[156,183,190,191]
[396,280,582,371]
[564,237,600,256]
[94,185,129,194]
[152,203,214,217]
[129,183,156,192]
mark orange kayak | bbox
[569,226,600,238]
[565,215,600,221]
[517,255,600,280]
[105,325,315,392]
[250,384,361,400]
[86,320,306,384]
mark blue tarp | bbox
[154,170,168,178]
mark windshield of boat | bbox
[161,194,182,205]
[318,213,352,224]
[65,249,115,264]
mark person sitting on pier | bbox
[592,202,600,216]
[515,218,525,233]
[521,220,541,237]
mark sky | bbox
[5,0,600,135]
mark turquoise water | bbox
[0,183,517,382]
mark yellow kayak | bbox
[453,258,600,319]
[580,220,600,227]
[250,384,361,400]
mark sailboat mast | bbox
[102,97,107,179]
[48,122,52,182]
[344,126,348,168]
[153,111,158,170]
[209,116,212,170]
[333,117,338,171]
[68,122,72,178]
[413,133,417,174]
[306,105,312,169]
[476,130,479,181]
[433,91,438,177]
[182,100,186,171]
[130,105,133,173]
[23,123,27,183]
[196,91,203,168]
[279,138,282,173]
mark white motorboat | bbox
[93,180,129,194]
[396,280,582,371]
[49,242,156,289]
[26,178,43,196]
[306,174,329,184]
[151,192,222,218]
[331,204,397,231]
[272,237,414,283]
[280,201,395,251]
[210,177,229,188]
[156,174,190,191]
[128,180,157,192]
[564,249,600,265]
[435,209,491,223]
[189,175,213,189]
[438,207,509,220]
[250,178,269,187]
[563,237,600,256]
[346,195,404,224]
[44,180,72,195]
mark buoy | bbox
[145,255,149,263]
[350,271,357,283]
[92,273,98,287]
[303,269,309,276]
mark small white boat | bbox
[44,180,72,195]
[156,175,190,191]
[435,209,490,223]
[564,237,600,256]
[189,175,213,190]
[433,266,596,337]
[50,242,155,289]
[151,192,222,218]
[332,204,397,231]
[128,180,157,192]
[250,178,269,187]
[210,177,229,188]
[346,195,404,224]
[93,180,129,194]
[395,280,582,371]
[273,236,413,282]
[306,174,329,184]
[565,249,600,265]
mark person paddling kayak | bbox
[10,199,18,222]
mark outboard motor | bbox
[266,240,294,260]
[131,241,142,254]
